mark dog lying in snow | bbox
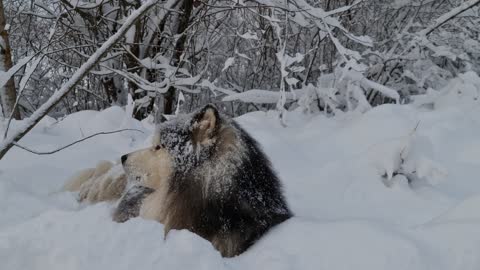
[64,104,292,257]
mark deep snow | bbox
[2,102,480,270]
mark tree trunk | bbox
[0,0,167,160]
[0,0,20,120]
[163,0,193,115]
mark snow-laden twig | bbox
[4,15,60,140]
[0,0,174,160]
[3,56,44,139]
[360,77,400,102]
[223,88,305,103]
[13,129,144,155]
[418,0,480,37]
[0,55,36,90]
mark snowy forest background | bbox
[0,0,479,158]
[2,1,480,268]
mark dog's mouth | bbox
[127,173,146,183]
[122,164,148,186]
[123,173,146,190]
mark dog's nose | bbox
[121,154,128,164]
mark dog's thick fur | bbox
[64,160,126,203]
[65,104,291,257]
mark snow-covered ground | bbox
[2,101,480,270]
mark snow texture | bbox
[413,71,480,109]
[222,57,235,72]
[2,100,480,269]
[223,89,303,103]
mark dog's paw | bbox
[112,185,155,223]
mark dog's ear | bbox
[191,104,220,144]
[159,114,168,123]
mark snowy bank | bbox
[2,102,480,269]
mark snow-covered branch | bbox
[0,0,174,160]
[418,0,480,37]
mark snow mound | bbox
[2,103,480,269]
[413,71,480,109]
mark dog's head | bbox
[121,104,225,187]
[120,142,173,190]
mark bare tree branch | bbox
[419,0,480,36]
[0,0,175,160]
[13,129,144,155]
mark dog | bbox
[65,104,292,257]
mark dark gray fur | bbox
[113,185,154,223]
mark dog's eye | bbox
[155,145,161,150]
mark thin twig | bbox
[0,0,166,160]
[419,0,480,37]
[13,129,144,155]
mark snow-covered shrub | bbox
[412,71,480,109]
[368,128,447,188]
[2,0,480,122]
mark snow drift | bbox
[2,101,480,269]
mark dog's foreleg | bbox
[112,185,154,223]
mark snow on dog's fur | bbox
[65,104,292,257]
